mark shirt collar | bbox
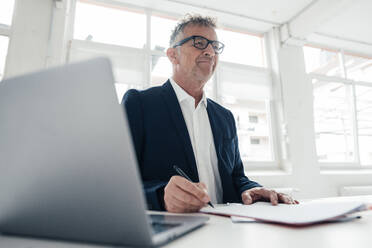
[169,78,208,108]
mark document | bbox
[200,201,367,226]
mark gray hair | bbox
[169,14,217,46]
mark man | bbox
[123,14,298,213]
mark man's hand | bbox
[164,176,211,213]
[242,187,299,205]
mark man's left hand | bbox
[242,187,299,205]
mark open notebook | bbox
[200,201,368,226]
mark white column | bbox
[277,44,324,198]
[5,0,54,77]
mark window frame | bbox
[306,45,372,169]
[0,0,17,79]
[0,18,12,80]
[214,59,280,168]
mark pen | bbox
[173,165,215,208]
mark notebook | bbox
[201,201,367,226]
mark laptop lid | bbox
[0,58,170,246]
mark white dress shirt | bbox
[170,78,223,204]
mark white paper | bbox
[201,201,366,226]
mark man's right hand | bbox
[164,176,211,213]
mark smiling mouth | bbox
[197,60,214,65]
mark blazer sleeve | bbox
[228,111,262,198]
[122,89,167,211]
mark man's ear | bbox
[166,47,179,65]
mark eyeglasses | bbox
[172,35,225,54]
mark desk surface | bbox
[1,196,372,248]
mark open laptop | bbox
[0,58,208,247]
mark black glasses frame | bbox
[172,35,224,54]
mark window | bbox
[249,115,259,123]
[250,138,260,145]
[217,29,265,67]
[71,0,148,102]
[344,53,372,82]
[151,56,172,87]
[150,15,177,87]
[313,80,354,162]
[303,46,343,77]
[218,63,274,162]
[73,1,146,48]
[151,15,176,51]
[70,0,277,167]
[0,0,15,25]
[355,85,372,165]
[304,45,372,166]
[0,36,9,80]
[0,0,15,80]
[214,29,273,163]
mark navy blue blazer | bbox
[122,80,261,210]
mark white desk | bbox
[1,196,372,248]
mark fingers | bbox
[277,193,300,204]
[165,194,202,213]
[278,193,293,204]
[269,191,279,205]
[175,177,210,202]
[241,191,253,205]
[171,185,206,207]
[250,188,279,205]
[196,182,207,192]
[164,176,211,213]
[242,187,299,206]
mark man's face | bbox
[173,25,219,82]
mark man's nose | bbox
[203,43,216,57]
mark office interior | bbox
[1,0,372,204]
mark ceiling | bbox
[117,0,372,55]
[166,0,315,24]
[316,0,372,45]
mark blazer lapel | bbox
[207,100,229,199]
[161,81,199,182]
[206,101,224,150]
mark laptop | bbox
[0,58,209,247]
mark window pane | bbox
[344,54,372,83]
[0,0,15,25]
[69,40,146,83]
[313,80,354,162]
[223,99,272,161]
[204,76,215,100]
[114,83,143,103]
[0,36,9,81]
[151,56,172,87]
[303,46,343,77]
[217,29,265,67]
[356,85,372,165]
[73,1,146,48]
[219,66,273,161]
[151,15,176,51]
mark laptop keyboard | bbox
[149,214,182,234]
